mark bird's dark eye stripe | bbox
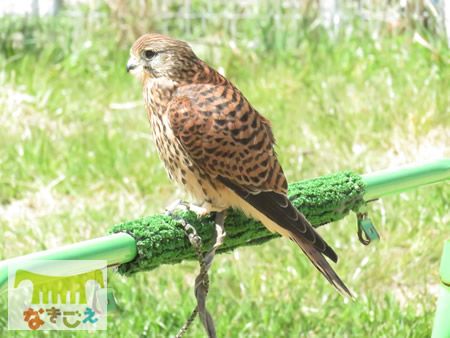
[145,50,156,59]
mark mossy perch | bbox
[108,171,366,276]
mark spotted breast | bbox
[144,77,229,209]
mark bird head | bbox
[127,33,200,84]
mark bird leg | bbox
[175,211,227,338]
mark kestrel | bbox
[127,33,352,297]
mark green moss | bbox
[108,171,365,275]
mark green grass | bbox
[0,9,449,337]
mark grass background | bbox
[0,2,449,337]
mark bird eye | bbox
[144,50,156,59]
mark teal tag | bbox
[360,218,380,241]
[357,213,380,245]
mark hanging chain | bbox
[167,210,226,338]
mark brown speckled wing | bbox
[168,83,288,195]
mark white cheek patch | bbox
[129,65,148,82]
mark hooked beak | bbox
[126,56,139,72]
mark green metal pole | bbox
[362,158,450,201]
[0,233,136,294]
[432,240,450,338]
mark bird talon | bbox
[165,199,191,214]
